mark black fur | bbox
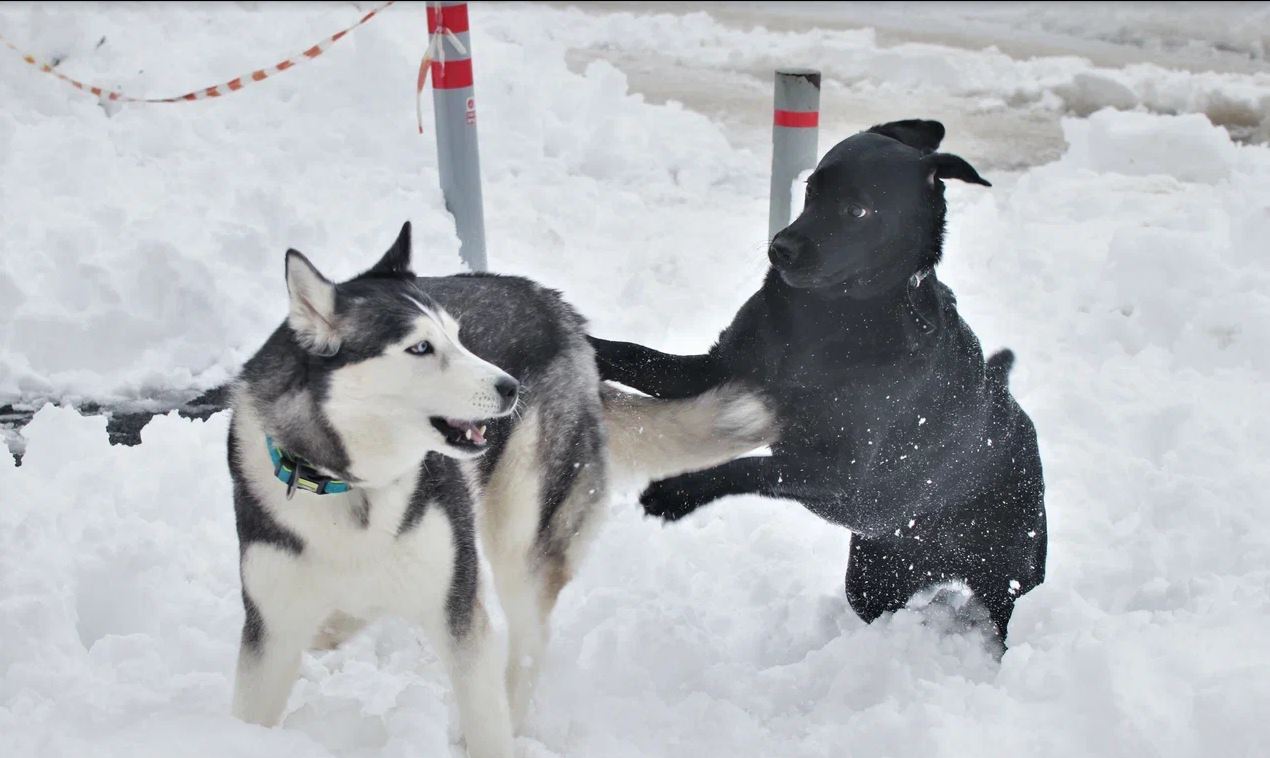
[536,408,604,539]
[413,272,590,504]
[390,450,482,638]
[443,497,481,639]
[591,120,1045,641]
[241,590,265,653]
[228,431,304,556]
[865,118,945,154]
[229,430,302,655]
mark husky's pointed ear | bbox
[867,119,945,154]
[285,250,340,357]
[367,221,413,276]
[923,152,991,187]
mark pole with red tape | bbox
[768,68,821,239]
[425,0,486,271]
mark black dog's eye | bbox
[848,204,869,219]
[406,340,433,356]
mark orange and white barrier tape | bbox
[0,1,395,105]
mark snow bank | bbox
[0,3,765,407]
[1061,108,1241,183]
[3,3,1270,757]
[529,6,1270,144]
[2,3,1268,406]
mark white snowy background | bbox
[2,2,1269,756]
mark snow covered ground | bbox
[2,2,1270,756]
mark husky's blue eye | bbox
[406,341,433,356]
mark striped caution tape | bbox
[0,1,395,104]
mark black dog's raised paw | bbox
[638,478,706,522]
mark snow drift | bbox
[2,3,1269,757]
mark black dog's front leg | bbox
[640,456,828,521]
[588,336,720,399]
[641,455,917,538]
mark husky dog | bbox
[227,222,772,757]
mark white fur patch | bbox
[602,383,778,486]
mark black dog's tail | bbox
[986,349,1015,389]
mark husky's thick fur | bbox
[227,223,772,757]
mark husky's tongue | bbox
[447,419,487,446]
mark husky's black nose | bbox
[769,237,802,268]
[495,376,520,411]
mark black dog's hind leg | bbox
[642,454,1047,647]
[845,470,1046,646]
[588,336,720,399]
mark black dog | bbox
[590,119,1045,644]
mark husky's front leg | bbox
[432,599,515,758]
[498,573,546,730]
[232,563,327,726]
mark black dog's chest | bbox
[718,275,985,471]
[767,343,935,459]
[774,332,908,388]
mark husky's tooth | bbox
[464,428,473,441]
[478,425,487,436]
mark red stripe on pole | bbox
[774,109,819,128]
[431,57,473,89]
[427,3,470,34]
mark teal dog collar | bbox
[266,436,351,499]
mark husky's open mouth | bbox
[430,417,491,451]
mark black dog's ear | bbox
[923,153,991,187]
[367,221,413,276]
[867,119,945,154]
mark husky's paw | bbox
[639,476,712,521]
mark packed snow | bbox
[2,3,1269,757]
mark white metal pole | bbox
[768,68,821,240]
[428,1,487,271]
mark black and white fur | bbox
[591,120,1046,647]
[228,223,773,756]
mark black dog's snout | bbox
[495,376,520,410]
[769,237,801,268]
